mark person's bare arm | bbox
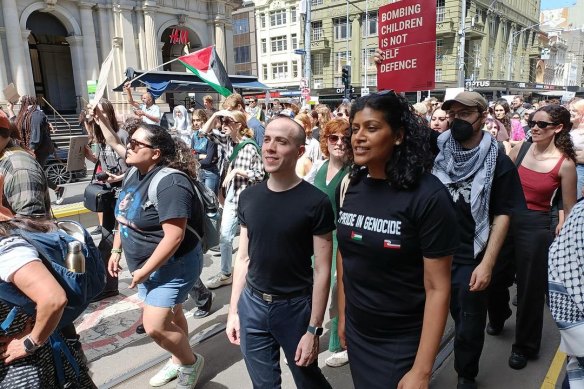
[0,261,67,363]
[92,104,127,158]
[295,232,332,366]
[226,226,250,345]
[398,256,452,389]
[559,158,577,219]
[124,82,140,109]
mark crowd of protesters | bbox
[0,81,583,389]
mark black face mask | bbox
[450,117,480,142]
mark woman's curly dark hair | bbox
[494,100,511,135]
[537,105,576,162]
[348,91,433,190]
[169,136,200,179]
[141,124,176,166]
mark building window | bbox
[312,53,324,75]
[312,0,323,5]
[361,74,377,87]
[292,60,298,78]
[312,21,324,40]
[362,12,377,37]
[271,62,289,79]
[435,68,442,82]
[271,36,287,52]
[313,78,324,88]
[437,0,445,23]
[260,14,266,29]
[291,7,297,23]
[261,38,267,54]
[262,64,268,80]
[235,46,251,64]
[291,34,298,49]
[334,51,351,73]
[270,9,287,27]
[489,17,497,39]
[361,48,376,71]
[334,18,352,40]
[436,38,443,61]
[233,18,249,35]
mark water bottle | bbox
[65,241,85,273]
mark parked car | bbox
[44,148,87,185]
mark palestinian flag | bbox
[178,46,233,97]
[351,232,362,241]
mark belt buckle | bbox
[262,293,273,302]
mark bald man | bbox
[124,82,161,125]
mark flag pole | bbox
[128,57,180,85]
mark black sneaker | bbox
[91,226,103,236]
[193,293,214,319]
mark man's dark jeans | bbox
[238,287,332,389]
[450,263,488,380]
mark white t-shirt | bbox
[140,103,161,125]
[0,236,40,282]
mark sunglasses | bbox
[221,117,236,125]
[328,134,350,143]
[336,112,348,118]
[128,138,154,150]
[527,120,559,129]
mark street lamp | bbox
[506,21,549,81]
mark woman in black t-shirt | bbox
[92,107,206,387]
[337,92,459,389]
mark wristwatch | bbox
[306,325,323,336]
[23,336,40,354]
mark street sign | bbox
[300,78,308,88]
[377,0,436,92]
[361,87,370,97]
[294,49,306,55]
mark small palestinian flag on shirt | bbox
[383,239,401,250]
[178,46,233,97]
[350,231,362,241]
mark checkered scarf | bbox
[432,131,498,258]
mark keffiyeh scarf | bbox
[432,131,498,258]
[549,200,584,388]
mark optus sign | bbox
[377,0,436,92]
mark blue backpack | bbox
[0,220,106,331]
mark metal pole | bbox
[304,0,311,90]
[364,0,368,91]
[506,31,514,81]
[457,0,467,88]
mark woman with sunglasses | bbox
[304,118,352,368]
[92,105,206,388]
[503,105,577,370]
[337,92,458,388]
[202,110,264,290]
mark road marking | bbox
[541,346,566,389]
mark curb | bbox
[52,201,92,219]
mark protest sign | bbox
[377,0,436,92]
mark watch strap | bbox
[307,325,323,336]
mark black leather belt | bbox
[247,284,311,303]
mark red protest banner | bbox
[377,0,436,92]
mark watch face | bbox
[23,337,36,353]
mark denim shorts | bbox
[137,243,202,308]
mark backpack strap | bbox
[228,139,260,163]
[339,173,351,208]
[146,167,204,242]
[514,141,531,168]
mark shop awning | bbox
[113,68,271,98]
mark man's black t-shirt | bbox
[115,166,201,272]
[446,150,526,265]
[238,180,335,295]
[337,173,459,337]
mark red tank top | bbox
[518,156,565,211]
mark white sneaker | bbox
[325,350,349,367]
[149,359,180,387]
[55,187,65,205]
[176,353,205,389]
[206,273,233,289]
